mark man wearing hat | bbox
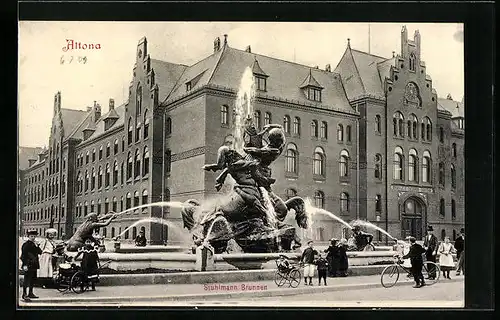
[423,225,438,279]
[454,228,465,275]
[400,236,426,288]
[134,227,147,247]
[20,229,42,301]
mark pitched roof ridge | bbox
[65,110,92,140]
[347,46,367,95]
[206,42,228,85]
[350,48,389,61]
[162,63,189,104]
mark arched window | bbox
[128,118,133,144]
[409,53,416,72]
[112,197,117,212]
[114,139,119,154]
[408,114,418,139]
[105,163,110,187]
[97,199,102,214]
[165,149,171,173]
[126,192,132,209]
[314,191,325,209]
[86,151,89,164]
[313,147,325,176]
[143,146,150,176]
[127,152,133,179]
[439,127,445,143]
[424,117,432,141]
[374,154,382,179]
[84,201,88,216]
[134,191,140,207]
[451,199,456,220]
[283,115,291,133]
[451,164,456,189]
[254,111,261,130]
[143,110,149,139]
[135,121,141,142]
[134,149,141,178]
[113,162,118,186]
[264,112,271,126]
[306,120,316,138]
[293,117,301,135]
[120,196,124,211]
[220,105,228,125]
[375,194,382,213]
[337,124,343,141]
[136,84,143,115]
[439,162,445,186]
[320,121,328,139]
[285,143,298,174]
[166,117,172,135]
[375,115,381,133]
[104,198,109,213]
[98,146,103,160]
[285,188,297,200]
[142,189,148,205]
[452,143,457,158]
[92,148,96,162]
[84,170,89,191]
[394,147,404,180]
[393,112,404,137]
[132,227,137,240]
[439,198,445,217]
[346,125,352,142]
[91,168,96,190]
[422,151,432,183]
[340,192,349,212]
[408,149,418,182]
[339,150,349,177]
[120,162,124,184]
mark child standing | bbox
[74,238,100,291]
[315,253,328,286]
[20,229,42,301]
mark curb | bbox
[20,278,463,304]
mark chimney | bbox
[245,45,251,53]
[28,159,37,167]
[213,37,221,52]
[224,34,228,46]
[109,98,115,110]
[392,51,395,58]
[325,64,331,72]
[94,101,101,120]
[314,66,319,69]
[447,93,453,100]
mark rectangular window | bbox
[186,82,192,91]
[256,77,266,91]
[307,88,321,102]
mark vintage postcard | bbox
[18,22,465,308]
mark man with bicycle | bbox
[399,236,426,288]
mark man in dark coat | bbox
[134,229,147,247]
[454,228,465,275]
[423,225,438,279]
[20,229,42,301]
[401,236,426,288]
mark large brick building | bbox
[19,26,464,244]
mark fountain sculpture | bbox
[181,116,308,254]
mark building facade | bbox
[20,26,464,244]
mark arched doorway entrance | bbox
[401,197,425,239]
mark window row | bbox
[391,112,433,142]
[24,177,66,206]
[439,198,458,220]
[285,145,351,178]
[24,206,65,221]
[74,190,149,218]
[127,110,150,144]
[285,188,351,213]
[77,139,121,167]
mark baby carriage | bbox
[55,260,111,294]
[274,255,303,288]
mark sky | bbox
[18,22,464,148]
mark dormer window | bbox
[251,58,269,92]
[307,87,322,102]
[255,76,267,91]
[186,82,192,92]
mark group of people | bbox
[300,239,349,286]
[396,226,465,288]
[20,229,101,302]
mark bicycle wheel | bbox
[56,275,70,292]
[70,271,87,294]
[422,261,440,286]
[274,270,287,287]
[380,264,400,288]
[288,269,301,288]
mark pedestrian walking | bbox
[20,229,42,302]
[423,225,438,280]
[337,238,349,277]
[37,228,57,288]
[324,238,339,277]
[438,236,456,279]
[454,228,465,275]
[301,240,317,286]
[315,253,328,286]
[74,238,100,291]
[401,236,426,288]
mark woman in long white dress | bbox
[438,236,456,279]
[37,229,57,288]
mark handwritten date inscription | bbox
[60,55,87,65]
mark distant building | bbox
[19,26,464,244]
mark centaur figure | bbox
[66,212,118,252]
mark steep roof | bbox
[438,97,464,118]
[78,103,127,144]
[60,109,88,137]
[18,146,44,170]
[300,70,323,89]
[207,46,353,113]
[150,59,187,102]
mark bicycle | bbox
[274,255,303,288]
[380,256,441,288]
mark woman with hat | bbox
[337,238,349,277]
[324,238,340,277]
[37,228,57,288]
[20,229,42,301]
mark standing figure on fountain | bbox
[352,225,374,251]
[66,212,118,252]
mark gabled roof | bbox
[438,97,464,118]
[206,46,353,113]
[377,57,396,85]
[300,70,323,89]
[150,59,187,102]
[60,109,88,137]
[78,103,127,145]
[18,146,44,170]
[251,58,268,77]
[350,49,388,99]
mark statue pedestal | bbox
[195,244,215,271]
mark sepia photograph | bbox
[18,22,465,308]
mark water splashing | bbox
[350,219,397,240]
[260,187,277,228]
[112,201,189,216]
[115,217,192,244]
[233,66,256,154]
[203,216,230,244]
[304,198,353,230]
